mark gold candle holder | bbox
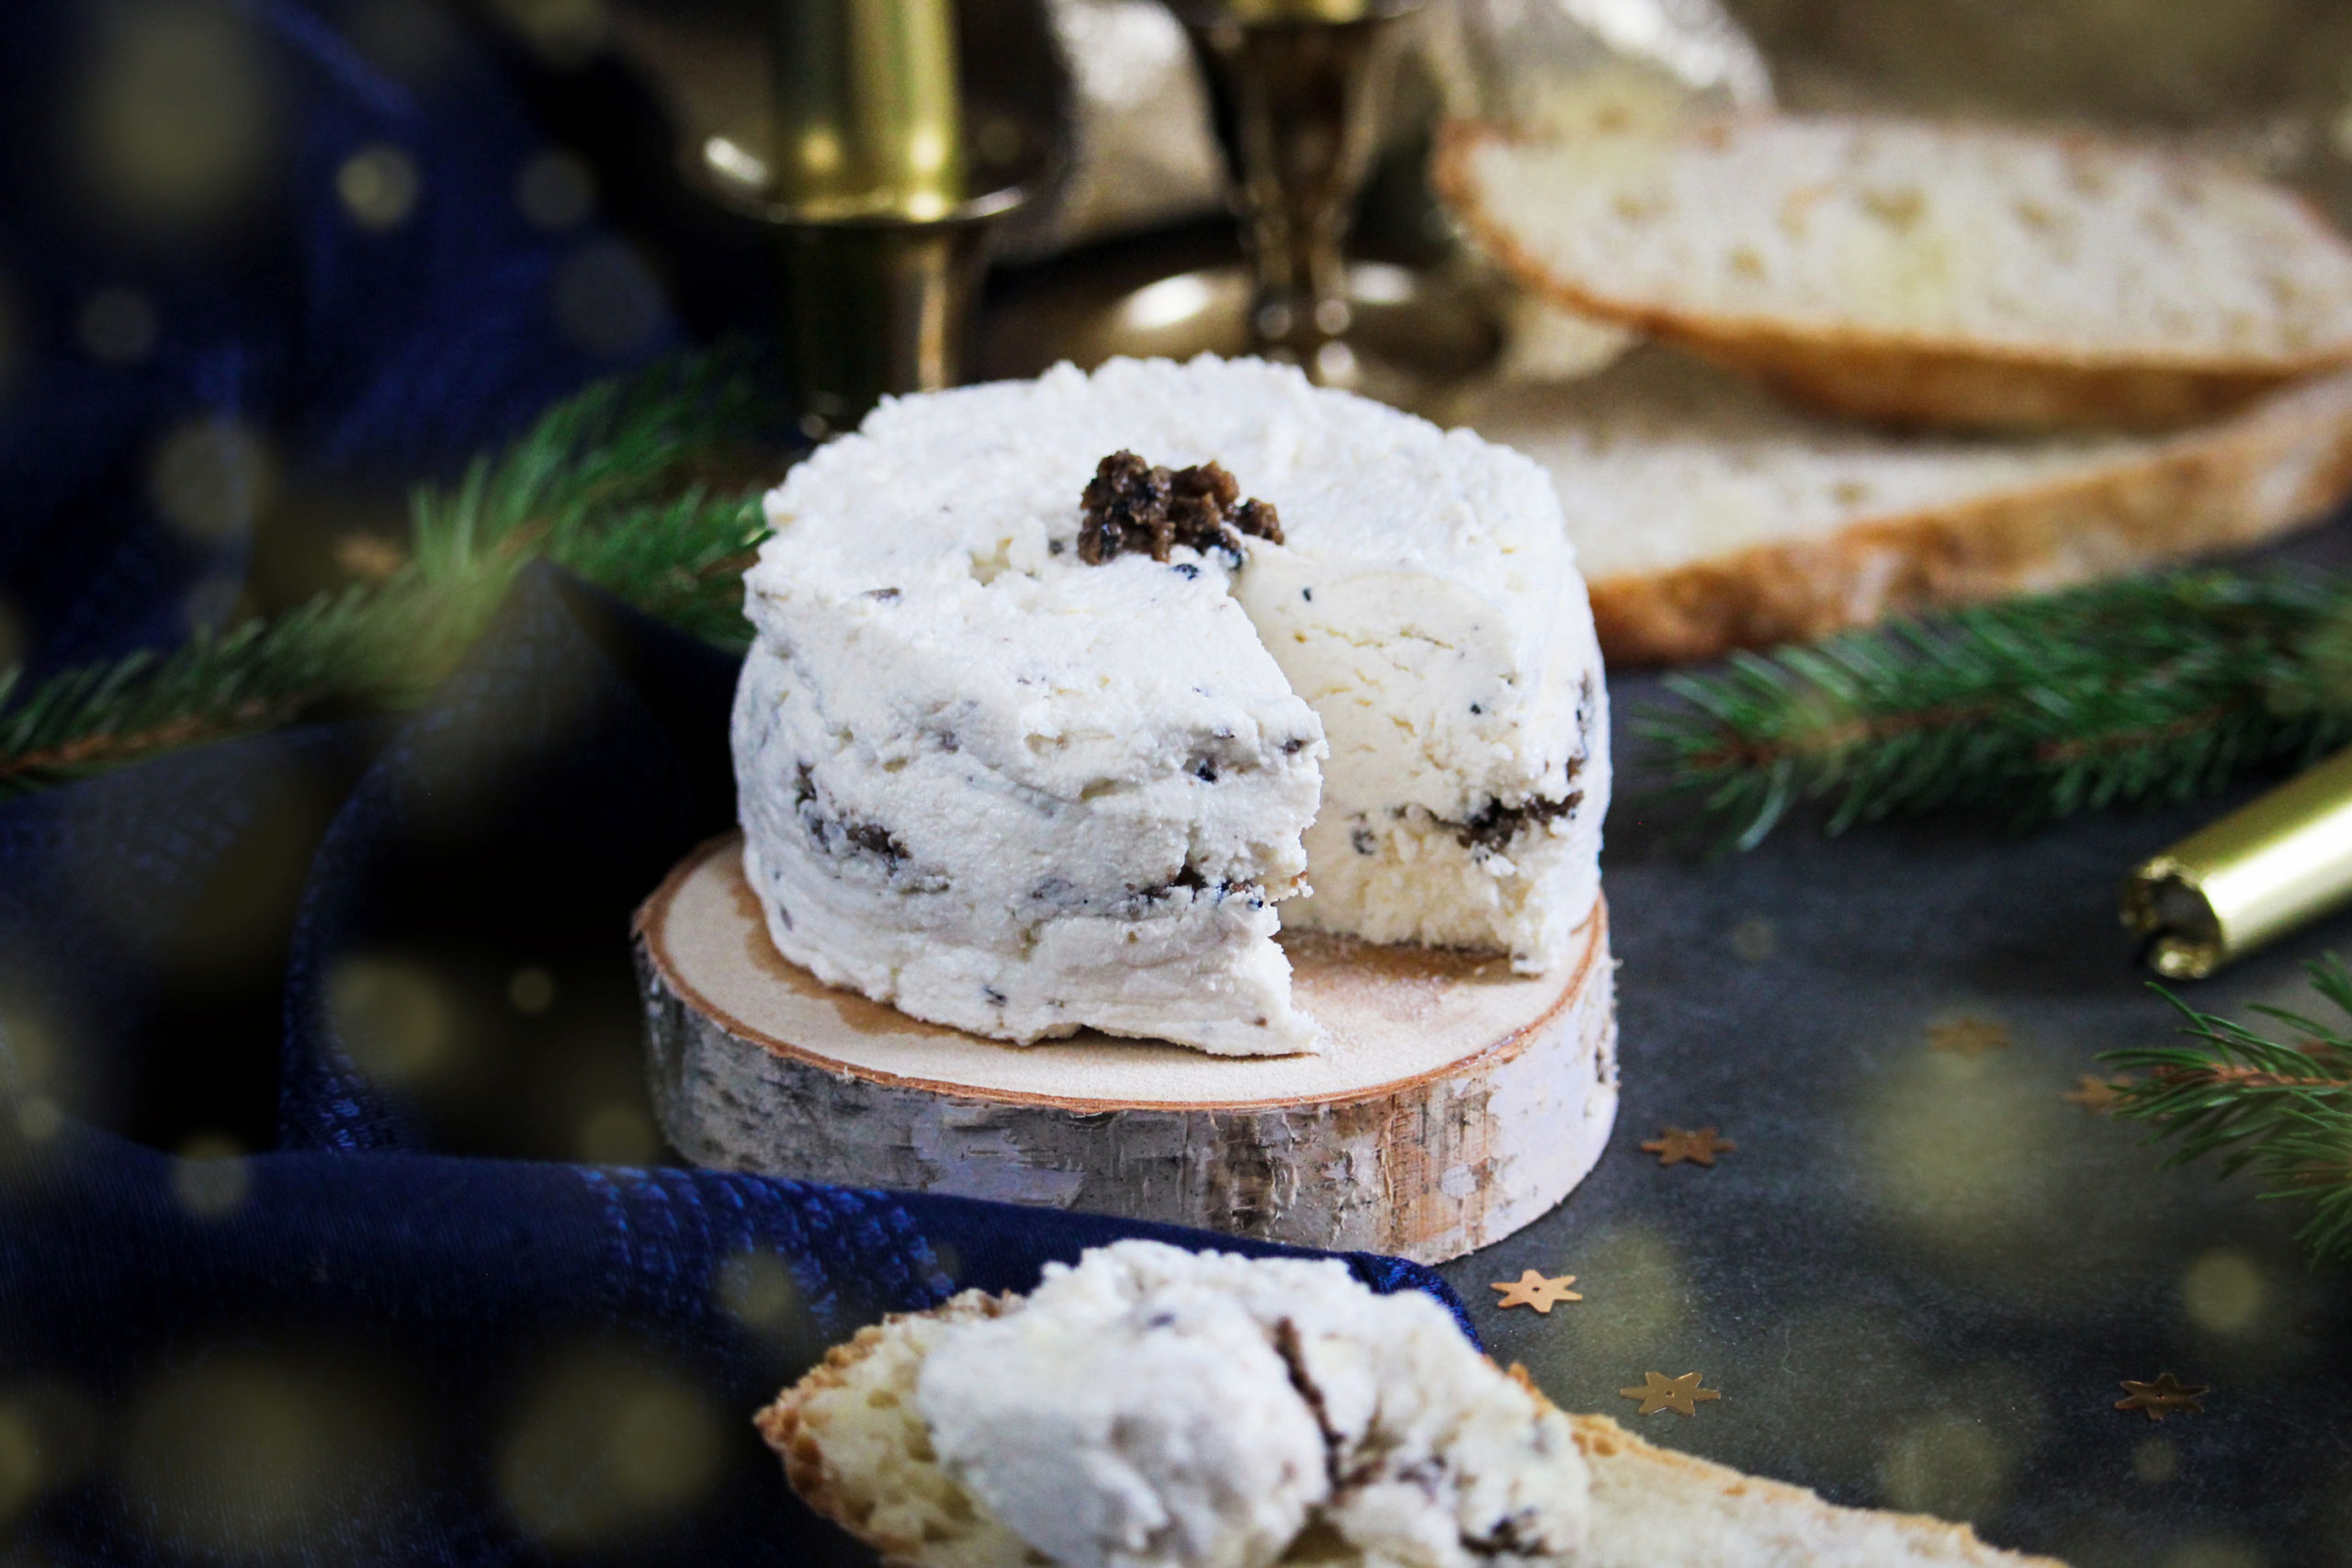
[771,0,966,218]
[978,0,1496,409]
[1173,0,1497,394]
[695,0,1050,437]
[2122,746,2352,979]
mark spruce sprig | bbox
[2103,957,2352,1265]
[0,352,776,796]
[1642,570,2352,850]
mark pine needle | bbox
[1641,570,2352,850]
[2104,957,2352,1265]
[0,350,777,796]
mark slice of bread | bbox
[756,1290,2064,1568]
[756,1292,1037,1568]
[1464,346,2352,663]
[1436,115,2352,431]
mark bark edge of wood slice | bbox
[634,833,1618,1264]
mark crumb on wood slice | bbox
[1078,451,1283,565]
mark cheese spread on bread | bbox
[913,1241,1591,1568]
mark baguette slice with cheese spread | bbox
[758,1281,2064,1568]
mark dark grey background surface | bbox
[1441,521,2352,1568]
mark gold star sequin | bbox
[1489,1269,1583,1314]
[1640,1127,1735,1167]
[2116,1373,2208,1422]
[1618,1371,1722,1416]
[1929,1018,2012,1058]
[2064,1074,2128,1112]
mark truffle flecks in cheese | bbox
[733,355,1610,1055]
[913,1241,1591,1568]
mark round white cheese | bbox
[733,355,1609,1055]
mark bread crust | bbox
[1573,368,2352,663]
[1433,118,2352,434]
[1564,1411,2069,1568]
[756,1290,1016,1566]
[1485,1369,2062,1568]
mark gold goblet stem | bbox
[1179,1,1424,372]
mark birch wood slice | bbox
[634,834,1619,1263]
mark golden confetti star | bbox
[1619,1371,1722,1416]
[1640,1127,1735,1167]
[1489,1269,1584,1314]
[1929,1018,2012,1057]
[2116,1373,2209,1421]
[2064,1074,2128,1112]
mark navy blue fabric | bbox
[0,0,680,674]
[0,6,1470,1562]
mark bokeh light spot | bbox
[1860,1047,2062,1263]
[717,1250,799,1332]
[336,143,423,231]
[0,991,80,1143]
[80,288,159,365]
[181,573,248,637]
[80,3,273,231]
[0,1405,41,1521]
[0,996,55,1086]
[121,1357,396,1554]
[2182,1248,2267,1336]
[488,0,609,66]
[328,956,459,1089]
[1876,1413,2011,1522]
[552,241,665,358]
[172,1134,252,1219]
[516,150,595,231]
[1728,915,1777,964]
[346,0,467,85]
[0,277,20,405]
[576,1100,659,1165]
[149,416,278,546]
[2162,1539,2266,1568]
[2134,1435,2178,1483]
[507,965,557,1015]
[499,1348,724,1544]
[0,1382,101,1526]
[1524,1225,1688,1365]
[15,1098,63,1144]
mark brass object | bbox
[678,1,1062,435]
[2122,747,2352,980]
[702,143,1033,436]
[1162,0,1502,399]
[982,0,1502,410]
[770,0,966,218]
[1637,1126,1733,1167]
[1617,1371,1723,1416]
[1180,0,1417,367]
[979,260,1500,415]
[1488,1269,1583,1312]
[2115,1374,2209,1422]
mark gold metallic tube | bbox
[2122,746,2352,979]
[772,0,965,218]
